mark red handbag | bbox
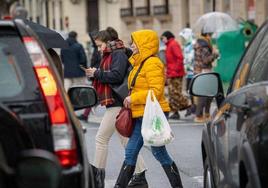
[115,56,150,137]
[115,107,133,137]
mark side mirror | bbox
[16,149,61,188]
[189,72,225,106]
[68,85,98,110]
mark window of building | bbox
[247,0,256,22]
[204,0,213,13]
[223,0,230,14]
[52,1,55,29]
[60,0,63,30]
[45,1,49,27]
[29,0,33,21]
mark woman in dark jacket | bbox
[85,30,147,188]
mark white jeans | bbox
[64,77,87,92]
[94,107,146,173]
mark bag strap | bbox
[129,56,152,92]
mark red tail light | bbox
[23,36,78,168]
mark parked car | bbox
[190,20,268,188]
[0,19,97,188]
[0,105,61,188]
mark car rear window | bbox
[0,31,24,98]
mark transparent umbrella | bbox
[193,12,239,34]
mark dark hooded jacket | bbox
[61,37,87,78]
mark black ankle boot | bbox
[127,170,148,188]
[162,162,183,188]
[170,112,180,120]
[114,163,135,188]
[91,165,105,188]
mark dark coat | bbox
[94,49,129,107]
[61,38,87,78]
[94,49,128,85]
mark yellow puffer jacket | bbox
[128,30,170,118]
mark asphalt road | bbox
[82,114,204,188]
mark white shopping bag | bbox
[141,90,174,146]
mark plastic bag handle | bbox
[147,90,157,102]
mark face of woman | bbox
[95,39,107,52]
[130,42,138,55]
[161,36,168,44]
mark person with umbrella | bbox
[9,3,67,82]
[193,30,218,123]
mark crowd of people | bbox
[59,26,219,188]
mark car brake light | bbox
[23,36,78,168]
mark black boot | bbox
[114,163,135,188]
[127,170,148,188]
[92,165,105,188]
[169,112,180,120]
[162,162,183,188]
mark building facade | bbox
[20,0,268,45]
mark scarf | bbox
[93,47,114,106]
[107,39,125,50]
[93,40,125,106]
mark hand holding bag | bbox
[141,90,174,146]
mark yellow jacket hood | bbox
[129,30,159,66]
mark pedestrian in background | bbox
[114,29,183,188]
[193,31,218,123]
[61,31,87,91]
[161,31,189,120]
[85,29,147,188]
[179,28,196,117]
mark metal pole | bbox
[212,0,216,11]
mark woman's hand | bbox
[123,96,131,108]
[85,67,97,77]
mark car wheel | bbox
[204,158,213,188]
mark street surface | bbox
[80,106,204,188]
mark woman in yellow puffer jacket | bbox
[114,30,183,188]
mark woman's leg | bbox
[117,133,146,174]
[114,118,144,188]
[151,146,183,188]
[124,118,144,166]
[94,107,121,168]
[151,146,173,166]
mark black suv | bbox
[190,20,268,188]
[0,19,97,188]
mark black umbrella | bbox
[23,19,68,49]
